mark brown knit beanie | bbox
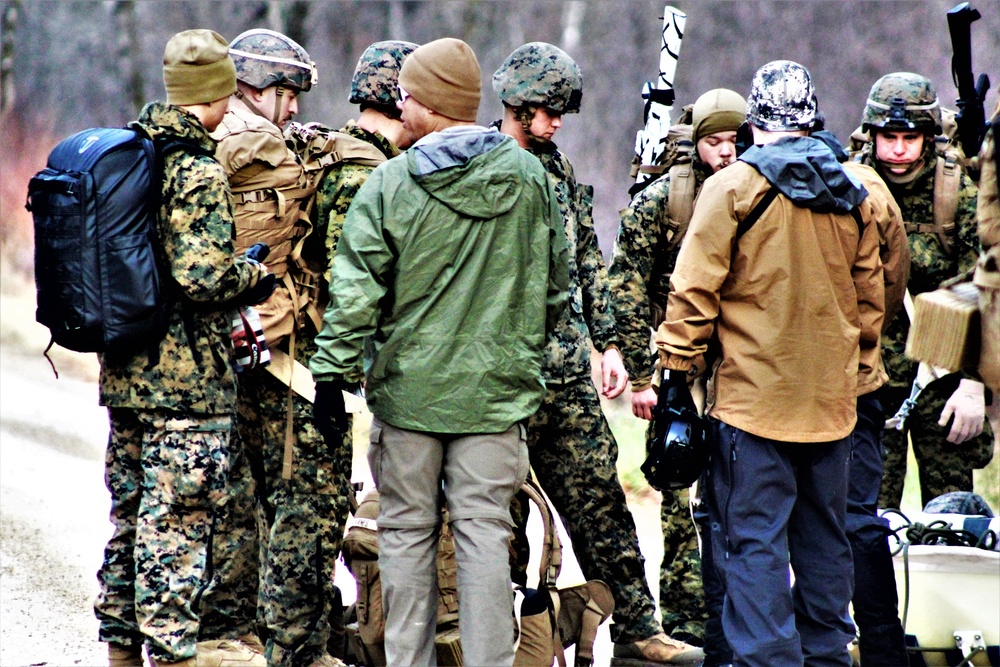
[163,29,237,105]
[398,38,481,121]
[692,88,746,144]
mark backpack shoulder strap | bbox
[932,154,960,256]
[736,185,779,240]
[665,161,697,253]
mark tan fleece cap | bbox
[692,88,746,143]
[398,38,481,121]
[163,29,237,105]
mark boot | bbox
[306,654,348,667]
[108,643,143,667]
[148,658,196,667]
[611,633,705,666]
[196,639,266,667]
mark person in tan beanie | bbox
[311,37,569,667]
[94,28,271,667]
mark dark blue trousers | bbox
[706,422,855,667]
[846,393,909,666]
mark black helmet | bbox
[641,398,709,492]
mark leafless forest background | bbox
[2,0,999,277]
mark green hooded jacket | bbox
[311,127,569,433]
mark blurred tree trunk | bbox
[113,1,144,116]
[267,0,310,48]
[1,0,19,114]
[561,1,585,54]
[387,0,405,41]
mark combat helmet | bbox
[746,60,817,132]
[862,72,942,135]
[492,42,583,114]
[349,40,419,110]
[230,29,316,93]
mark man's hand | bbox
[632,387,658,421]
[601,347,628,399]
[313,380,354,445]
[939,379,986,444]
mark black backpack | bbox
[26,126,209,358]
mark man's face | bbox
[260,87,299,129]
[874,130,925,173]
[397,87,432,145]
[696,130,738,173]
[528,107,563,142]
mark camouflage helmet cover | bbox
[492,42,583,114]
[746,60,817,131]
[862,72,942,134]
[229,29,317,92]
[350,40,419,106]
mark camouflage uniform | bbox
[859,144,994,508]
[520,143,662,644]
[608,164,713,641]
[95,101,263,664]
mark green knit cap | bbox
[163,29,237,105]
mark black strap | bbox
[736,186,779,240]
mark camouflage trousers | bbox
[657,486,708,642]
[878,375,995,509]
[236,363,354,667]
[95,407,254,663]
[516,377,661,644]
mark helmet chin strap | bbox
[234,85,285,127]
[515,104,550,149]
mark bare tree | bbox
[113,1,143,116]
[1,0,19,114]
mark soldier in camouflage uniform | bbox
[608,89,745,666]
[95,29,273,667]
[313,40,418,283]
[212,30,349,667]
[856,73,993,510]
[493,43,703,666]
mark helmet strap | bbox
[272,86,285,127]
[515,105,550,149]
[234,88,274,126]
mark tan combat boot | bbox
[108,643,143,667]
[196,639,266,667]
[611,632,705,666]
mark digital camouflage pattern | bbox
[862,72,941,133]
[746,60,816,132]
[521,379,661,643]
[214,105,363,665]
[608,166,711,639]
[859,150,994,508]
[492,42,583,114]
[98,102,263,415]
[514,142,665,644]
[313,121,397,292]
[532,144,617,382]
[229,29,315,92]
[95,101,263,663]
[608,163,711,388]
[349,41,418,107]
[95,409,242,663]
[235,331,354,667]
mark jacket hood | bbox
[740,135,867,213]
[131,101,218,152]
[407,126,523,219]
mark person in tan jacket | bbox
[655,61,885,667]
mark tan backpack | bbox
[340,479,615,667]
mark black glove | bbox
[244,242,270,263]
[314,379,357,445]
[242,272,276,305]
